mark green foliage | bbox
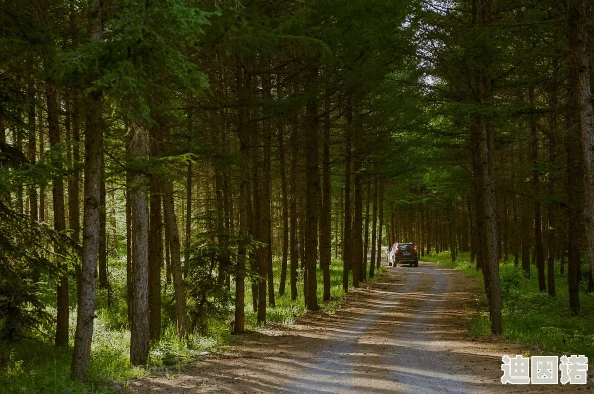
[427,252,594,359]
[57,0,214,124]
[184,211,237,334]
[0,202,78,341]
[245,257,383,327]
[0,251,365,392]
[500,263,594,358]
[423,251,482,279]
[0,341,105,394]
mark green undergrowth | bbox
[425,251,594,359]
[243,259,385,327]
[1,256,374,393]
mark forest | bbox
[2,0,594,391]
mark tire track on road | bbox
[284,267,422,393]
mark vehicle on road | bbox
[394,242,418,267]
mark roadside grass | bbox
[424,251,594,359]
[244,260,347,327]
[1,255,377,393]
[244,259,385,326]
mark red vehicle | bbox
[394,242,419,267]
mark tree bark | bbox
[251,110,266,324]
[343,99,352,292]
[278,123,289,297]
[163,179,189,338]
[567,131,582,313]
[38,103,46,223]
[46,78,69,347]
[320,95,332,301]
[70,79,103,379]
[369,178,378,278]
[185,111,193,266]
[566,53,583,312]
[376,180,384,269]
[304,78,319,311]
[27,55,38,223]
[262,76,274,309]
[234,64,248,333]
[129,123,150,365]
[126,167,133,327]
[362,179,371,281]
[68,93,81,244]
[521,197,532,278]
[471,0,502,334]
[547,81,558,296]
[97,137,108,290]
[568,0,594,293]
[351,99,363,289]
[289,112,299,301]
[529,87,546,292]
[148,129,163,342]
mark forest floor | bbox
[126,262,593,393]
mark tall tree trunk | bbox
[566,55,583,312]
[320,95,332,301]
[70,72,103,382]
[289,113,299,301]
[304,78,319,311]
[530,87,546,292]
[222,129,232,290]
[185,111,193,266]
[98,148,108,288]
[426,211,430,253]
[343,99,353,292]
[376,180,384,269]
[28,60,39,284]
[567,131,582,313]
[251,114,266,324]
[47,78,69,347]
[27,55,38,223]
[148,128,163,342]
[68,93,81,292]
[129,124,150,365]
[38,102,46,223]
[547,80,558,296]
[214,166,226,288]
[369,178,378,278]
[511,191,519,266]
[471,129,488,286]
[351,99,363,289]
[248,153,259,313]
[568,0,594,291]
[278,124,289,297]
[262,75,274,308]
[362,179,370,281]
[471,0,501,334]
[14,126,23,214]
[185,161,192,262]
[163,179,189,338]
[126,166,133,327]
[478,114,502,333]
[521,197,532,278]
[234,65,248,333]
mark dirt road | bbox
[128,262,591,393]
